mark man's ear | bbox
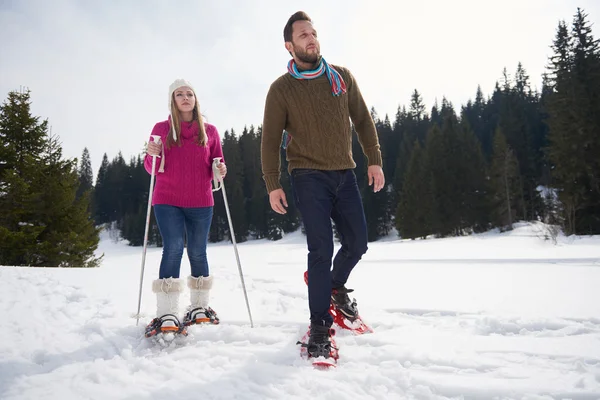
[285,41,293,54]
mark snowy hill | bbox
[1,222,599,399]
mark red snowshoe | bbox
[297,324,339,369]
[303,271,374,335]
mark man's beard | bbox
[294,45,320,65]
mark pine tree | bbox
[77,147,94,202]
[105,152,128,223]
[457,120,490,232]
[463,86,495,161]
[0,90,46,264]
[481,83,502,160]
[392,102,426,209]
[570,8,600,232]
[503,63,542,221]
[209,129,229,243]
[239,125,266,238]
[409,90,429,146]
[430,100,442,127]
[220,129,247,243]
[360,111,393,241]
[94,153,110,224]
[0,90,47,175]
[545,10,600,234]
[33,134,102,267]
[378,114,396,187]
[249,126,280,239]
[0,166,44,265]
[0,90,100,267]
[392,106,411,200]
[426,106,463,236]
[396,140,434,239]
[119,155,153,246]
[489,128,521,231]
[538,74,553,186]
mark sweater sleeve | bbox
[144,122,168,175]
[209,124,224,163]
[261,81,287,193]
[345,69,383,167]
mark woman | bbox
[144,79,226,337]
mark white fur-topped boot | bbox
[144,277,186,337]
[183,275,219,325]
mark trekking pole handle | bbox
[150,135,162,157]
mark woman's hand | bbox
[217,162,227,179]
[146,141,161,156]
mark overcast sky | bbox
[1,0,599,177]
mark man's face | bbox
[286,20,320,64]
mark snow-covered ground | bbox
[1,222,599,399]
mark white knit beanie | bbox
[168,79,196,141]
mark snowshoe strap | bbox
[145,314,186,337]
[158,314,182,327]
[332,286,354,294]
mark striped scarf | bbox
[287,58,347,96]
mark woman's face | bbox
[173,87,195,113]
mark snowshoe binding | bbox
[145,314,187,338]
[297,323,339,369]
[331,286,359,320]
[303,271,373,335]
[183,307,220,326]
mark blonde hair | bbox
[167,93,208,148]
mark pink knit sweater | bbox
[144,119,224,207]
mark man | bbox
[261,11,385,359]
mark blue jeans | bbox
[290,169,368,326]
[153,205,213,279]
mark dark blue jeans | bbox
[153,205,213,279]
[290,169,368,326]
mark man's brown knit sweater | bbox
[261,64,383,193]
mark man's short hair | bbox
[284,11,312,42]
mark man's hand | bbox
[368,165,385,193]
[269,188,288,214]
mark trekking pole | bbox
[212,157,254,328]
[135,135,161,326]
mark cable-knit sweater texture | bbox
[261,64,382,193]
[144,120,223,207]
